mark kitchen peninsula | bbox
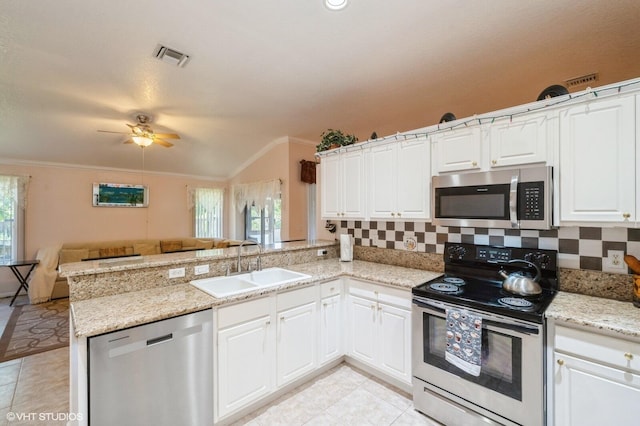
[62,240,440,425]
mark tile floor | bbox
[0,295,441,425]
[233,364,441,426]
[0,295,70,425]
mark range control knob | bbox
[447,245,467,260]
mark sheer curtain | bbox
[0,175,29,260]
[187,187,224,238]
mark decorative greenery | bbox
[316,129,358,152]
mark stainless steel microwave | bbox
[432,166,553,230]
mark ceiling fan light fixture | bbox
[132,136,153,147]
[325,0,348,11]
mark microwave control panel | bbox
[518,181,544,220]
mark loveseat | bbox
[30,237,242,303]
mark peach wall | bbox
[0,162,226,259]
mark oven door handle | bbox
[412,297,540,336]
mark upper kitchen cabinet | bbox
[431,126,483,174]
[488,111,554,168]
[368,138,430,220]
[558,94,636,224]
[320,150,366,219]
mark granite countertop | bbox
[71,259,441,338]
[546,291,640,339]
[59,240,337,278]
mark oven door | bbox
[412,297,544,426]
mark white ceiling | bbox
[1,0,639,179]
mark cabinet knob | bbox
[266,320,271,325]
[472,161,477,167]
[623,213,631,220]
[397,212,401,217]
[323,302,327,307]
[557,359,564,366]
[624,352,634,361]
[492,160,497,165]
[391,212,395,217]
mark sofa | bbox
[31,237,242,303]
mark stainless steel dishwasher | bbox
[88,309,213,426]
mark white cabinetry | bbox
[368,138,430,220]
[488,111,552,168]
[431,126,483,174]
[276,286,317,387]
[346,279,412,384]
[217,298,275,419]
[558,95,636,224]
[319,280,343,365]
[320,150,366,219]
[552,324,640,426]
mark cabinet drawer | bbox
[277,285,316,312]
[218,297,271,329]
[346,278,411,310]
[320,280,342,298]
[555,325,640,372]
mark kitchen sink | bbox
[190,267,311,298]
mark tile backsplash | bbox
[340,221,640,273]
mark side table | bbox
[0,259,39,306]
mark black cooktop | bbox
[412,242,559,323]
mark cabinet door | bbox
[347,294,377,365]
[396,138,430,219]
[218,315,274,418]
[341,150,366,218]
[554,352,640,426]
[377,302,412,384]
[368,143,397,219]
[489,112,549,167]
[432,127,482,173]
[276,302,317,387]
[559,96,636,223]
[319,294,342,365]
[320,154,342,218]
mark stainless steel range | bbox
[412,242,558,426]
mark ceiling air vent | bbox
[154,45,190,67]
[564,73,599,88]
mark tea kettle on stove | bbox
[498,260,542,296]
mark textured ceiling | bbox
[1,0,639,178]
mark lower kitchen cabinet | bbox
[216,298,275,419]
[319,280,343,365]
[346,279,412,385]
[276,286,318,387]
[551,323,640,426]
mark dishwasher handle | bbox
[146,333,173,346]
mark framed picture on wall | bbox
[92,183,149,207]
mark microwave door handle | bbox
[509,173,519,228]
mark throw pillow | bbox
[99,247,127,258]
[134,243,159,256]
[215,240,230,248]
[59,248,89,264]
[160,240,183,253]
[194,240,214,250]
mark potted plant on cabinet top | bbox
[316,129,358,152]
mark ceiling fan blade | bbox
[154,133,181,139]
[98,130,128,134]
[153,138,174,147]
[123,139,134,144]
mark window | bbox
[193,188,223,238]
[0,175,28,261]
[245,197,281,245]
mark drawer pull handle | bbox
[624,352,633,361]
[557,359,564,366]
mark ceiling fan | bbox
[98,114,180,148]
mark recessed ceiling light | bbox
[325,0,348,11]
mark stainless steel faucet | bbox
[236,239,263,273]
